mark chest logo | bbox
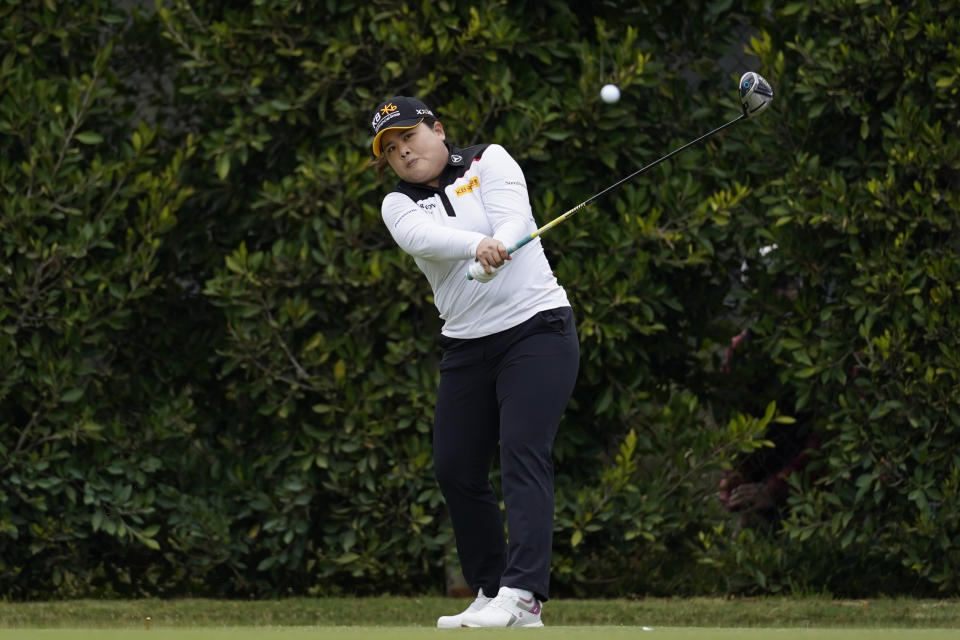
[454,176,480,196]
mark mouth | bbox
[405,158,418,169]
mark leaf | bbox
[224,254,243,274]
[333,552,360,564]
[61,388,84,403]
[571,530,583,547]
[595,386,613,414]
[216,153,231,180]
[75,132,103,145]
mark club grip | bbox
[465,234,535,280]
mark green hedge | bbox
[1,0,957,599]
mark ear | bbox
[432,121,446,140]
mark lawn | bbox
[0,596,958,639]
[2,628,960,640]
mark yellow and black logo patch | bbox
[455,176,480,196]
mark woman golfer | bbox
[370,96,580,627]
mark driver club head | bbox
[739,71,774,117]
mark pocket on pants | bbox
[539,306,574,336]
[438,334,482,372]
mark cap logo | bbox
[369,97,436,155]
[372,106,404,132]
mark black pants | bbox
[433,307,579,602]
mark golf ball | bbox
[600,84,621,104]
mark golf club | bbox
[467,71,774,280]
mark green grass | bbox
[1,629,960,640]
[0,596,958,631]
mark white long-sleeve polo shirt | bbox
[380,143,570,339]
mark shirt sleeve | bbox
[381,192,485,261]
[477,144,536,247]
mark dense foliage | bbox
[1,0,957,599]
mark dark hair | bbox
[368,117,439,178]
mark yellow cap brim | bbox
[371,119,424,157]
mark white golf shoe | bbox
[460,586,544,627]
[436,588,493,628]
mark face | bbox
[380,121,448,187]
